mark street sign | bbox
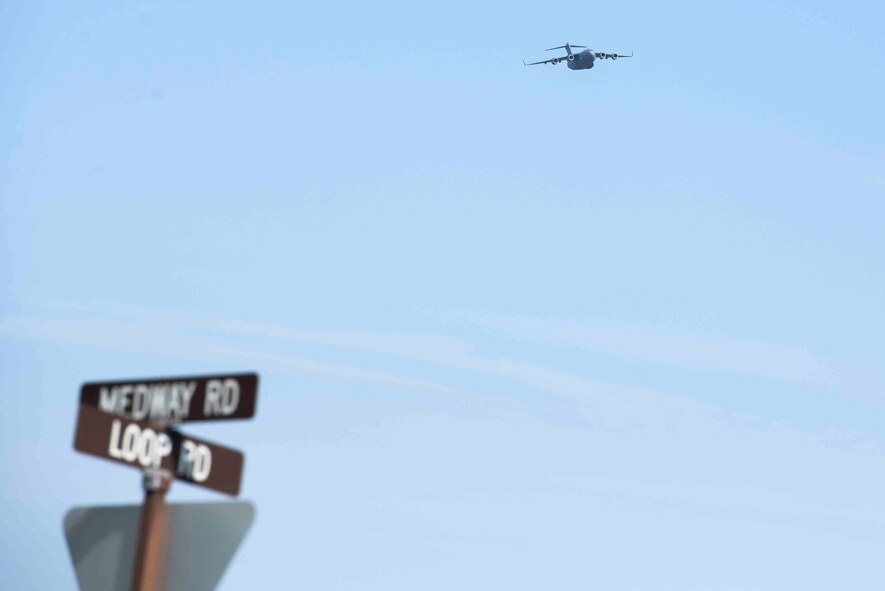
[79,372,258,422]
[64,502,255,591]
[74,406,244,496]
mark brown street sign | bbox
[74,406,244,496]
[80,372,258,422]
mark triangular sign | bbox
[64,501,254,591]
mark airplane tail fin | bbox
[546,43,586,56]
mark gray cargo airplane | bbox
[524,43,632,70]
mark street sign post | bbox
[71,371,259,591]
[80,372,258,422]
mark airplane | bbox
[523,43,633,70]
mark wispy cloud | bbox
[3,298,878,436]
[0,312,454,396]
[12,298,836,388]
[450,311,836,386]
[0,299,734,428]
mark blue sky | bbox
[2,1,885,589]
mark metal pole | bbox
[131,467,172,591]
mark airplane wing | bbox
[523,56,567,66]
[595,51,634,60]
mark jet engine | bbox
[568,54,575,61]
[551,58,559,64]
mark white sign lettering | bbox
[98,381,197,421]
[178,439,212,482]
[107,420,173,468]
[204,379,240,417]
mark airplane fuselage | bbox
[567,49,595,70]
